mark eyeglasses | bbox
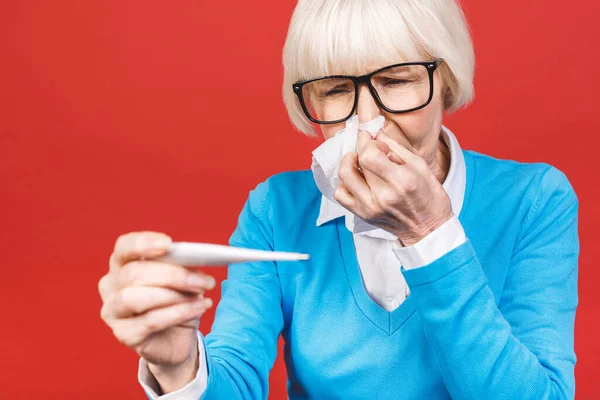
[292,59,444,125]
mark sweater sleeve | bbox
[400,166,579,399]
[200,180,284,400]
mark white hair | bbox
[282,0,475,136]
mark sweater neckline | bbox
[337,219,417,335]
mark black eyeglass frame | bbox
[292,58,444,125]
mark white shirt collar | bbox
[316,125,466,240]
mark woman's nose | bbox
[356,85,382,123]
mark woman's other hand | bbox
[98,232,215,392]
[335,131,454,246]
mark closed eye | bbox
[322,85,353,97]
[381,78,413,86]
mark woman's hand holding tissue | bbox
[98,232,215,393]
[335,130,454,247]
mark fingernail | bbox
[205,277,216,290]
[191,297,212,311]
[192,298,207,311]
[188,274,215,289]
[150,237,171,250]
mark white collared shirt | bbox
[138,126,469,397]
[316,125,467,311]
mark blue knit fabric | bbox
[198,150,578,399]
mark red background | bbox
[1,1,598,398]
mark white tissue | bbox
[311,115,386,234]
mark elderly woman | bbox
[98,0,578,398]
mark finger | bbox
[98,273,116,302]
[112,232,173,270]
[111,297,213,348]
[376,134,426,169]
[107,286,205,319]
[382,145,405,165]
[118,261,216,293]
[381,167,419,199]
[338,152,374,206]
[356,130,372,153]
[334,182,358,212]
[178,316,203,330]
[358,139,398,183]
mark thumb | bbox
[356,130,372,152]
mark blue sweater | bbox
[199,150,579,399]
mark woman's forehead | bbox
[326,60,414,77]
[304,50,423,80]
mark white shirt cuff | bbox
[392,215,467,270]
[138,330,208,399]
